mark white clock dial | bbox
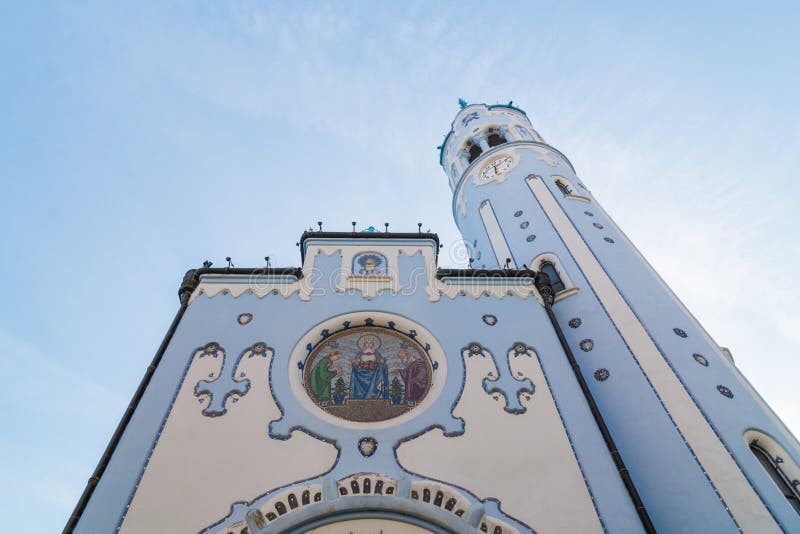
[494,155,513,173]
[480,155,514,181]
[479,165,496,181]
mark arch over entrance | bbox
[290,510,454,534]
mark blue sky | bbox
[1,2,798,530]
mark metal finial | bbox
[505,258,512,269]
[384,222,389,233]
[458,98,468,109]
[468,257,474,268]
[265,256,271,268]
[351,221,356,233]
[202,260,213,268]
[417,222,422,233]
[317,221,322,231]
[226,257,234,268]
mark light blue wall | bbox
[75,244,643,533]
[445,105,800,532]
[550,173,800,530]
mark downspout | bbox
[534,271,657,534]
[63,269,200,534]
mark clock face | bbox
[479,155,514,181]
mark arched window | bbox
[540,261,566,293]
[468,143,482,163]
[486,127,507,147]
[750,441,800,514]
[550,175,590,203]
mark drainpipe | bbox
[63,269,200,533]
[534,271,657,534]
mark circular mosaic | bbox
[303,328,433,423]
[358,437,378,457]
[520,221,530,229]
[568,318,582,328]
[594,368,610,381]
[237,313,253,325]
[717,385,734,398]
[514,210,523,217]
[526,234,536,242]
[482,314,497,326]
[580,339,594,352]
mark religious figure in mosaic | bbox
[303,327,433,423]
[352,252,387,276]
[349,334,389,400]
[395,349,429,405]
[308,350,342,406]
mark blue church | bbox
[65,103,800,533]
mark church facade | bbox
[65,103,800,533]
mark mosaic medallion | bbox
[693,353,709,367]
[352,252,388,276]
[303,328,433,423]
[594,368,610,381]
[514,210,523,217]
[579,339,594,352]
[526,234,536,242]
[358,437,378,457]
[568,318,582,329]
[717,385,734,399]
[520,221,530,229]
[604,237,615,243]
[482,314,498,326]
[237,313,253,325]
[673,328,688,338]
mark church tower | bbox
[439,102,800,532]
[64,103,800,534]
